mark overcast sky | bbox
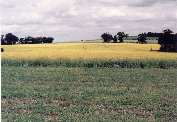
[1,0,177,42]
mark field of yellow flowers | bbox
[1,43,176,68]
[1,43,176,60]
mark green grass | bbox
[1,58,177,69]
[1,66,176,121]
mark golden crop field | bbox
[1,43,176,61]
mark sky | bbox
[1,0,177,42]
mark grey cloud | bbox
[1,0,177,42]
[1,0,16,8]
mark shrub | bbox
[1,48,4,52]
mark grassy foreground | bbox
[1,66,176,121]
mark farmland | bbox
[1,43,177,68]
[1,43,177,121]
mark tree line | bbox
[1,33,54,45]
[101,29,177,52]
[101,32,129,43]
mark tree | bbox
[113,35,117,43]
[25,36,35,44]
[4,33,18,45]
[35,37,43,43]
[137,33,147,44]
[47,37,54,43]
[1,35,4,40]
[117,32,128,43]
[19,38,25,44]
[1,35,6,45]
[42,37,54,43]
[158,29,176,52]
[101,33,113,43]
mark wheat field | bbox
[1,43,176,60]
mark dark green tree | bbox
[158,29,177,52]
[113,35,117,43]
[4,33,18,45]
[1,35,6,45]
[35,37,43,43]
[101,33,113,43]
[42,37,54,43]
[138,33,147,44]
[19,38,24,44]
[25,36,35,44]
[47,37,54,43]
[117,32,128,43]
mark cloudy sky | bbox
[1,0,177,42]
